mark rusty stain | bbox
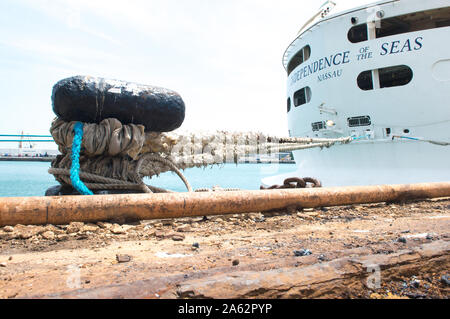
[0,182,449,227]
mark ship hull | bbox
[277,0,450,187]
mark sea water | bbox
[0,161,297,197]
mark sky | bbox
[0,0,375,149]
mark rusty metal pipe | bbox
[0,182,449,227]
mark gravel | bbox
[441,275,450,286]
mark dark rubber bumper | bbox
[52,76,185,132]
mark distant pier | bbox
[0,156,55,162]
[0,157,294,164]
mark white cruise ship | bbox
[264,0,450,187]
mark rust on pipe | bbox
[0,182,449,227]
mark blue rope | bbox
[352,135,370,141]
[392,136,420,141]
[70,122,93,195]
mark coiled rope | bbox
[260,177,322,190]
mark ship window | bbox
[357,65,413,90]
[357,70,373,90]
[287,97,291,113]
[293,87,312,106]
[287,45,311,75]
[348,116,371,127]
[347,7,450,43]
[379,65,413,88]
[312,121,326,131]
[376,7,450,39]
[348,24,368,43]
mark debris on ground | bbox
[294,249,312,257]
[0,198,449,299]
[116,254,132,264]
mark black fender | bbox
[52,76,185,132]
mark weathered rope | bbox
[48,168,173,193]
[49,118,354,194]
[51,118,145,159]
[135,154,193,192]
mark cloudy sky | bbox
[0,0,375,149]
